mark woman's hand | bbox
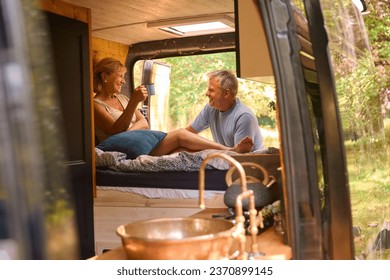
[131,85,148,103]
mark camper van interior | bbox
[40,0,284,259]
[0,0,388,260]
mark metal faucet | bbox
[198,152,264,259]
[199,153,247,208]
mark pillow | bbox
[96,130,167,159]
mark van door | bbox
[255,0,354,259]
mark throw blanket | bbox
[95,148,241,172]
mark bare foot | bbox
[231,137,254,153]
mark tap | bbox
[199,152,247,209]
[235,190,263,259]
[199,152,263,259]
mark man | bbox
[186,70,265,152]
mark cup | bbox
[145,83,155,95]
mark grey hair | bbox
[207,70,238,96]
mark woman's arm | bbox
[94,86,148,135]
[128,109,149,130]
[94,102,120,135]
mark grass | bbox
[346,118,390,259]
[264,119,390,259]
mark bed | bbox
[95,148,235,194]
[93,148,281,254]
[95,148,281,200]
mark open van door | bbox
[0,0,79,259]
[251,0,354,259]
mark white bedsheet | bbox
[97,185,224,199]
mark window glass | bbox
[134,52,279,147]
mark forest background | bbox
[144,0,389,146]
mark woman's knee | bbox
[175,128,188,142]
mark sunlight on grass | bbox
[252,122,389,259]
[346,118,390,259]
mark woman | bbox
[93,57,253,157]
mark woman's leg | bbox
[150,128,253,156]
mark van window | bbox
[134,52,279,147]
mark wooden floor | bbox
[92,154,283,256]
[92,208,292,260]
[93,189,226,255]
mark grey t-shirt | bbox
[190,99,264,151]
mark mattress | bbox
[95,168,228,191]
[95,152,281,200]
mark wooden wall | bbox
[91,37,129,66]
[38,0,89,23]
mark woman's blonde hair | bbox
[93,57,125,94]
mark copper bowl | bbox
[116,217,238,260]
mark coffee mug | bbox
[145,83,155,95]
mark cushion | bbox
[96,130,167,159]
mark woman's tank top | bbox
[94,94,137,143]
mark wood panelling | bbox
[61,0,234,45]
[38,0,89,23]
[91,37,129,66]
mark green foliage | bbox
[157,52,276,129]
[346,120,390,259]
[363,0,390,118]
[364,0,390,63]
[313,0,390,259]
[336,51,383,138]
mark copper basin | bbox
[116,217,237,260]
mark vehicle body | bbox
[0,0,388,260]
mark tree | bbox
[158,52,276,129]
[318,0,387,138]
[363,0,390,118]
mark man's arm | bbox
[185,125,198,134]
[234,113,263,150]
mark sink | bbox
[117,152,264,260]
[117,217,237,260]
